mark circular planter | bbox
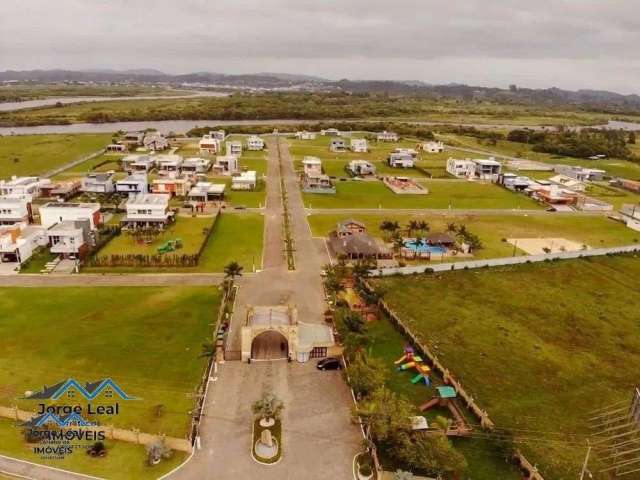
[259,417,275,428]
[254,438,279,460]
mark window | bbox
[67,390,75,398]
[104,389,113,398]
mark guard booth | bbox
[240,305,335,363]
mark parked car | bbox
[317,357,341,370]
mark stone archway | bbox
[251,330,289,360]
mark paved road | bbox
[304,208,607,216]
[0,273,225,286]
[171,137,360,480]
[0,455,100,480]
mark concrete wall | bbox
[371,244,640,277]
[0,405,192,452]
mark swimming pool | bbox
[403,240,447,254]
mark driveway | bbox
[171,137,360,480]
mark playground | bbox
[90,217,214,259]
[373,255,640,479]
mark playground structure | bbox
[395,346,472,437]
[395,346,431,387]
[158,238,183,254]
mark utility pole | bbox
[579,441,592,480]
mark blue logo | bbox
[24,378,137,401]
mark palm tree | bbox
[224,261,244,282]
[446,222,457,233]
[352,261,372,280]
[412,236,425,259]
[391,233,405,256]
[457,224,468,238]
[417,220,430,235]
[407,220,420,237]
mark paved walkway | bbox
[0,455,101,480]
[171,137,360,480]
[0,273,225,287]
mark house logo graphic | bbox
[23,378,137,401]
[21,412,97,428]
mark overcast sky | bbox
[1,0,639,94]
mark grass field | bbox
[197,212,264,272]
[0,134,112,179]
[372,255,640,479]
[0,286,221,437]
[308,213,639,259]
[95,216,213,257]
[0,417,186,480]
[302,179,541,210]
[358,314,521,479]
[441,133,640,180]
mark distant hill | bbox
[1,69,639,112]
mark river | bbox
[0,119,638,136]
[0,90,228,112]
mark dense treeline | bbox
[0,91,616,127]
[507,128,637,160]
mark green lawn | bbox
[0,134,112,179]
[95,216,214,257]
[289,136,437,179]
[0,286,221,437]
[372,255,640,479]
[18,247,57,273]
[441,133,640,180]
[302,179,541,210]
[308,213,639,259]
[339,309,521,479]
[0,417,186,480]
[197,212,264,272]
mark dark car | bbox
[317,357,341,370]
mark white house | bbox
[446,158,476,178]
[350,138,368,153]
[122,194,174,229]
[106,143,127,153]
[39,202,102,230]
[143,133,169,151]
[548,174,586,192]
[422,141,445,153]
[199,134,221,155]
[47,220,91,259]
[122,154,155,173]
[0,176,47,199]
[188,182,226,202]
[348,160,376,176]
[210,130,226,141]
[388,152,415,168]
[246,135,265,151]
[124,131,144,145]
[115,173,149,196]
[321,128,341,136]
[81,172,115,194]
[232,171,257,191]
[226,141,243,157]
[377,131,399,142]
[330,139,347,152]
[182,157,211,174]
[0,197,31,225]
[554,165,606,182]
[156,154,183,174]
[213,155,239,175]
[0,225,47,265]
[473,158,502,180]
[302,157,322,176]
[295,131,316,140]
[498,173,532,192]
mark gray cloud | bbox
[1,0,639,93]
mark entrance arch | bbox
[251,330,289,360]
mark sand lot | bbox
[507,237,587,255]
